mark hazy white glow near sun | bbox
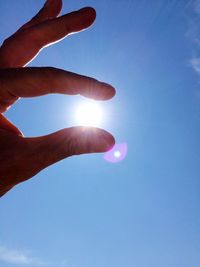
[75,101,103,127]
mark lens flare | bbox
[75,101,103,127]
[104,143,128,163]
[114,150,121,158]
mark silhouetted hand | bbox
[0,0,115,197]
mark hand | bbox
[0,0,115,197]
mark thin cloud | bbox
[187,0,200,75]
[194,0,200,14]
[190,57,200,74]
[0,245,50,266]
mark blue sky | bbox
[0,0,200,267]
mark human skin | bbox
[0,0,115,197]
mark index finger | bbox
[0,67,115,112]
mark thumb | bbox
[0,127,114,196]
[28,127,115,170]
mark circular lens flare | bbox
[104,143,128,163]
[75,101,103,127]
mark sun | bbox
[75,101,103,127]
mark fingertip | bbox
[101,83,116,100]
[89,82,116,101]
[85,127,115,153]
[102,130,116,152]
[78,6,96,27]
[81,7,96,19]
[44,0,62,9]
[44,0,63,16]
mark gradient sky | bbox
[0,0,200,267]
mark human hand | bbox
[0,0,115,197]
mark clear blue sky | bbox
[0,0,200,267]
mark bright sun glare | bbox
[75,101,103,127]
